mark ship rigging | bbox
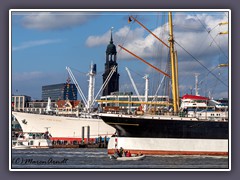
[98,11,229,156]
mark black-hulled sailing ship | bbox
[98,12,229,156]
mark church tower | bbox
[102,28,120,96]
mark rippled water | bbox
[11,148,229,170]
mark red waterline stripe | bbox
[108,149,228,156]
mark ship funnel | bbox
[46,97,52,113]
[87,63,97,112]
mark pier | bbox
[51,136,109,148]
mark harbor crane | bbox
[66,65,117,113]
[125,67,143,102]
[66,66,88,108]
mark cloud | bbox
[173,14,206,32]
[85,13,228,62]
[85,26,144,47]
[86,31,110,47]
[12,39,62,51]
[21,12,98,30]
[173,13,228,58]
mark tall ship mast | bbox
[168,12,179,113]
[98,12,229,156]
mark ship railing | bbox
[178,110,228,121]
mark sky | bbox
[11,10,229,101]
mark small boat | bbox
[12,141,31,149]
[12,132,53,149]
[110,155,146,161]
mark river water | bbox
[11,148,229,170]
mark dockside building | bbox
[42,83,77,101]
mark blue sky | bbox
[11,10,229,100]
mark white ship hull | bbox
[12,112,115,139]
[108,137,228,156]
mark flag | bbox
[128,17,132,23]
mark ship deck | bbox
[99,112,228,122]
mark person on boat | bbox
[119,147,124,157]
[113,149,120,158]
[126,151,131,157]
[183,107,188,116]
